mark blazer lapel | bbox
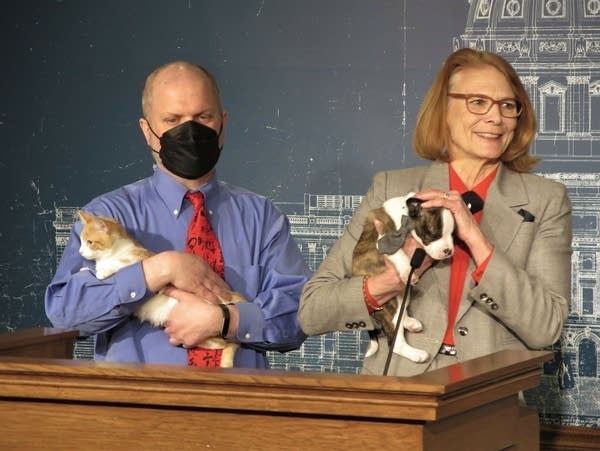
[421,160,450,191]
[421,162,452,311]
[454,165,529,321]
[479,165,529,254]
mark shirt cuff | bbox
[471,248,494,283]
[235,302,265,344]
[112,262,149,312]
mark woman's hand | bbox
[365,235,434,307]
[416,189,494,265]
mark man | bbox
[45,61,311,368]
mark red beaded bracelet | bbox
[363,276,382,313]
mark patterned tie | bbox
[184,191,225,367]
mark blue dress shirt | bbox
[45,168,311,368]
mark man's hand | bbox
[163,287,240,347]
[163,287,227,348]
[142,251,231,303]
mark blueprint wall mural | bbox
[2,0,599,429]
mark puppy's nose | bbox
[443,248,453,257]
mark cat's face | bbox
[78,211,124,260]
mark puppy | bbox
[352,192,454,363]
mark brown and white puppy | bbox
[352,192,454,363]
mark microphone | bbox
[383,248,426,376]
[461,191,484,214]
[410,247,426,269]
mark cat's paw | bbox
[95,270,109,280]
[136,295,178,327]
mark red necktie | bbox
[184,191,225,367]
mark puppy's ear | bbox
[373,218,384,235]
[406,197,423,218]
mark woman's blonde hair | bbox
[412,48,539,172]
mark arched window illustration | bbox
[578,338,597,377]
[476,0,491,18]
[539,81,567,133]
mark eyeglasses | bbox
[447,93,522,118]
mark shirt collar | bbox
[151,167,220,217]
[449,163,498,201]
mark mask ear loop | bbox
[213,120,225,151]
[144,118,161,140]
[143,118,162,157]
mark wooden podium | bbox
[0,328,551,450]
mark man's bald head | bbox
[141,61,222,118]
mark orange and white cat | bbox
[77,210,243,368]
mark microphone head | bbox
[462,191,484,214]
[410,248,426,268]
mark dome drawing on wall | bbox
[455,0,600,160]
[452,0,600,428]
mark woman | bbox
[298,48,572,377]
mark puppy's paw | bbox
[394,342,430,363]
[364,339,379,358]
[403,317,423,332]
[399,268,419,286]
[405,348,429,363]
[398,269,411,285]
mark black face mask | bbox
[147,120,222,179]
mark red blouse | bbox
[442,164,497,345]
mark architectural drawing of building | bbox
[452,0,600,428]
[50,0,600,426]
[525,173,600,427]
[457,0,600,159]
[290,193,362,271]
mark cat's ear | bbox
[78,210,91,224]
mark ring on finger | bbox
[442,191,450,200]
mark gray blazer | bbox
[298,161,572,376]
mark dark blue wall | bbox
[0,0,469,330]
[3,0,598,429]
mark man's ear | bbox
[139,117,152,146]
[218,111,229,148]
[406,197,423,218]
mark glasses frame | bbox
[447,93,523,118]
